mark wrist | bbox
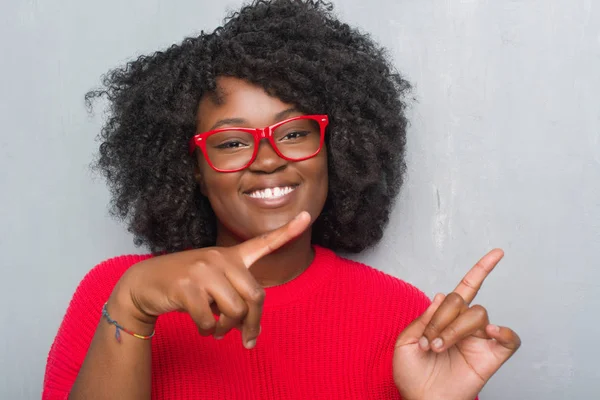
[108,279,157,335]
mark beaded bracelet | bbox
[101,302,156,342]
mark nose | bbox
[247,139,287,173]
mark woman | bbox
[43,1,520,399]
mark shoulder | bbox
[58,253,153,326]
[328,249,429,300]
[70,253,153,308]
[84,253,153,285]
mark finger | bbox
[237,211,312,267]
[431,305,490,352]
[205,273,248,338]
[180,286,217,336]
[213,314,240,339]
[224,267,265,349]
[395,293,445,348]
[486,324,522,355]
[453,248,504,304]
[422,292,468,350]
[241,305,262,350]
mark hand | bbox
[108,211,312,349]
[393,249,521,400]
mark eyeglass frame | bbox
[188,114,329,173]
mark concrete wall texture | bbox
[1,0,598,398]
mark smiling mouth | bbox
[245,185,298,199]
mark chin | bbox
[250,211,299,235]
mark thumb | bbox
[236,211,312,268]
[396,293,445,347]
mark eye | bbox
[214,140,250,149]
[281,130,310,141]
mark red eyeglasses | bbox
[189,114,329,172]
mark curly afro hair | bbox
[87,0,411,254]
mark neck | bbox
[215,228,315,287]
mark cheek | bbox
[203,174,238,204]
[196,159,238,206]
[319,148,329,186]
[195,154,210,195]
[317,157,328,191]
[310,152,329,208]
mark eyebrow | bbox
[209,118,246,131]
[273,108,300,121]
[208,108,300,131]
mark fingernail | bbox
[432,338,443,349]
[245,339,256,349]
[418,336,429,350]
[489,324,500,333]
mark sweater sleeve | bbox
[42,255,150,400]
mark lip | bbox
[242,183,300,209]
[242,180,299,194]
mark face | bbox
[195,77,329,244]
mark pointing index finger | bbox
[237,211,312,268]
[453,248,504,304]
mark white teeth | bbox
[248,186,295,199]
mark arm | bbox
[42,255,150,400]
[44,212,311,400]
[69,281,156,399]
[393,250,519,400]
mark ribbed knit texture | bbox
[43,246,431,399]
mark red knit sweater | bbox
[43,246,430,399]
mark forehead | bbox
[196,77,296,130]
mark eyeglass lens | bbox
[204,118,322,171]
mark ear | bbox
[194,165,208,196]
